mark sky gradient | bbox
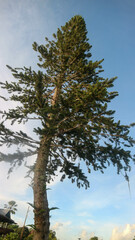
[0,1,135,240]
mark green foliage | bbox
[2,226,30,240]
[49,207,59,212]
[16,227,29,239]
[24,234,33,240]
[0,229,57,240]
[0,232,19,240]
[0,15,135,239]
[26,224,37,231]
[4,201,18,215]
[90,237,99,240]
[8,225,19,231]
[0,15,134,188]
[48,230,57,240]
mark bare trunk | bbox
[33,138,50,240]
[33,82,60,240]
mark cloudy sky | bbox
[0,0,135,240]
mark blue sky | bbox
[0,0,135,239]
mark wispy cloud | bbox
[0,162,31,198]
[77,211,92,217]
[52,221,72,231]
[80,230,95,240]
[88,219,96,225]
[0,0,59,68]
[74,172,135,213]
[51,221,73,240]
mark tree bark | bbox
[33,137,50,240]
[33,84,59,240]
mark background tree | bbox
[89,236,99,240]
[4,201,18,215]
[0,15,135,240]
[48,230,57,240]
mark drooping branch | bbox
[0,122,39,148]
[0,149,37,164]
[0,149,37,177]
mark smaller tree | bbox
[90,237,99,240]
[4,201,18,215]
[48,230,57,240]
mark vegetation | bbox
[0,226,57,240]
[48,231,57,240]
[89,237,98,240]
[0,232,19,240]
[0,15,135,240]
[4,201,18,215]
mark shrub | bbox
[0,232,19,240]
[16,227,29,239]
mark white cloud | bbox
[51,221,73,240]
[74,170,135,216]
[111,224,135,240]
[64,221,72,226]
[0,162,31,197]
[80,230,99,240]
[52,221,71,231]
[0,0,58,69]
[80,230,91,240]
[78,198,108,210]
[52,222,63,230]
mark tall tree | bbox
[0,15,135,240]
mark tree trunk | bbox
[33,137,50,240]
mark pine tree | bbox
[0,15,135,240]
